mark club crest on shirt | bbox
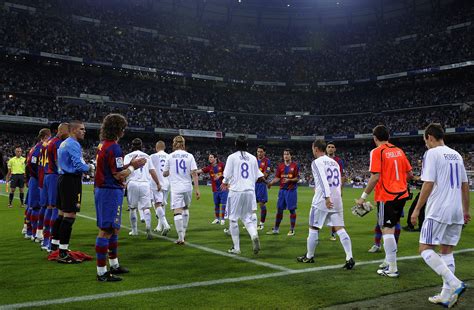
[116,157,124,168]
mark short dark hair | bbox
[50,122,60,133]
[284,148,293,156]
[236,135,248,152]
[326,141,335,147]
[131,138,142,151]
[424,123,444,141]
[312,139,326,152]
[257,145,266,152]
[372,125,389,142]
[209,152,219,162]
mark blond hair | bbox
[173,135,185,150]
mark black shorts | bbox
[57,174,82,213]
[10,174,25,189]
[377,199,406,228]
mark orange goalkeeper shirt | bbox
[369,143,412,202]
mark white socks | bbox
[244,218,258,240]
[421,249,461,290]
[129,208,138,234]
[109,258,119,269]
[155,206,169,227]
[383,234,397,272]
[182,209,190,230]
[306,229,319,259]
[336,228,353,261]
[144,209,152,230]
[229,220,240,251]
[138,208,145,221]
[174,214,184,241]
[440,253,455,299]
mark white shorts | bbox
[151,189,163,204]
[226,191,257,222]
[127,181,151,210]
[170,191,192,210]
[419,218,463,246]
[309,207,345,229]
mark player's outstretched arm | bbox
[267,177,280,189]
[356,172,379,205]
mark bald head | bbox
[58,123,70,139]
[155,141,166,152]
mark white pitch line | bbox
[1,248,473,310]
[1,193,289,272]
[77,213,291,272]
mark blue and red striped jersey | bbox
[201,162,225,192]
[27,142,42,179]
[275,162,299,190]
[46,136,63,174]
[94,140,124,189]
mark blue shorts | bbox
[44,174,59,206]
[39,185,47,207]
[27,177,41,209]
[255,183,268,203]
[276,189,297,211]
[95,188,124,230]
[213,191,228,206]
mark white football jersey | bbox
[150,150,170,191]
[124,150,155,183]
[223,151,263,192]
[311,155,343,212]
[421,145,467,224]
[164,149,197,193]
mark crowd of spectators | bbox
[1,131,472,186]
[1,60,472,136]
[0,0,473,81]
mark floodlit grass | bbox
[0,186,472,308]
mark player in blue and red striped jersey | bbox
[36,122,59,243]
[266,149,300,236]
[26,128,51,241]
[44,123,70,252]
[326,142,346,241]
[94,114,146,282]
[255,145,271,230]
[197,153,228,225]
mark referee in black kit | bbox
[56,121,91,263]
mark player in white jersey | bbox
[410,124,470,308]
[297,140,354,269]
[221,136,264,255]
[150,140,171,235]
[163,135,200,244]
[124,138,161,239]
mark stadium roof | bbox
[153,0,456,26]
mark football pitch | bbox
[0,186,472,309]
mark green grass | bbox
[0,186,473,309]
